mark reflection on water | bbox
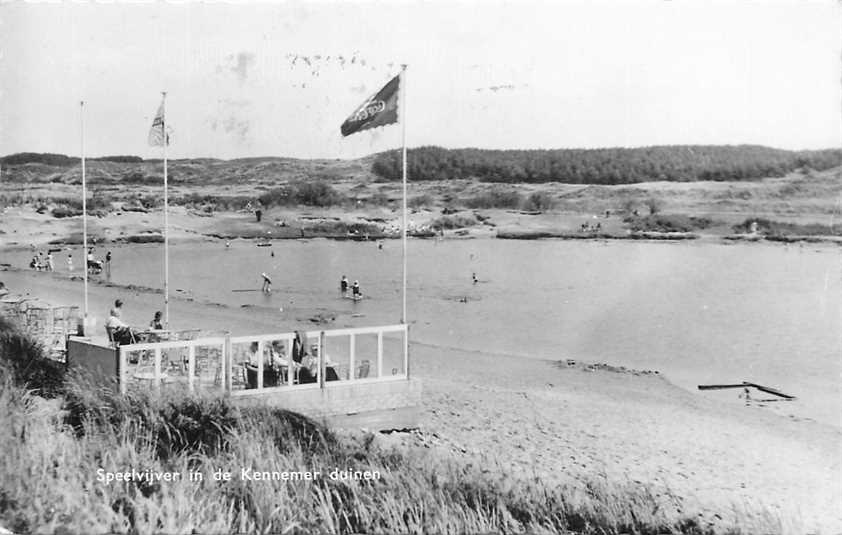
[10,238,842,426]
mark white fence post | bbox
[154,347,162,392]
[349,333,356,381]
[377,331,383,378]
[188,345,196,392]
[119,346,127,395]
[225,335,232,393]
[256,340,264,390]
[319,331,326,389]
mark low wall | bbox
[67,337,119,387]
[231,378,423,430]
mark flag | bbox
[148,99,170,146]
[341,74,400,137]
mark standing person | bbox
[340,275,349,296]
[261,272,272,293]
[105,251,112,277]
[66,254,73,272]
[352,280,362,299]
[46,252,54,272]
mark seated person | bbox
[246,341,291,387]
[302,345,339,382]
[149,310,164,331]
[106,301,138,345]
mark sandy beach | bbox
[2,264,839,535]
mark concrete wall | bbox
[67,338,119,387]
[231,378,423,430]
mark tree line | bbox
[0,153,143,165]
[370,145,842,184]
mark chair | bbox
[106,325,116,347]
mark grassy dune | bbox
[0,319,758,535]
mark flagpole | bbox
[400,65,408,325]
[80,100,89,335]
[162,91,169,329]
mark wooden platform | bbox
[231,377,423,430]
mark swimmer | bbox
[261,272,272,293]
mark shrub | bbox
[259,182,344,207]
[407,194,434,208]
[626,214,712,233]
[51,205,82,218]
[522,192,556,212]
[464,190,522,209]
[645,197,662,215]
[0,317,66,398]
[732,218,842,237]
[430,214,478,230]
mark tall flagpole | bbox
[80,101,89,334]
[162,92,169,329]
[400,65,408,325]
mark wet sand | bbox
[2,266,840,534]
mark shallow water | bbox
[7,238,841,426]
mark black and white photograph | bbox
[0,1,840,534]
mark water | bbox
[7,238,841,426]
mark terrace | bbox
[67,323,421,430]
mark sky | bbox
[0,0,840,160]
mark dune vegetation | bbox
[0,317,759,534]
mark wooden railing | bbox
[118,324,409,395]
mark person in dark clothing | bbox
[149,310,163,330]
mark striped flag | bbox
[148,99,170,146]
[341,74,400,137]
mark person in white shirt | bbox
[106,299,136,345]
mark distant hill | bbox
[3,146,842,186]
[371,145,842,184]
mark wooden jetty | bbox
[697,381,796,400]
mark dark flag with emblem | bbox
[340,74,400,137]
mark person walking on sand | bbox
[105,251,112,276]
[66,254,73,272]
[46,252,54,272]
[261,272,272,293]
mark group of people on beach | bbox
[28,247,112,276]
[339,275,362,299]
[29,251,55,272]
